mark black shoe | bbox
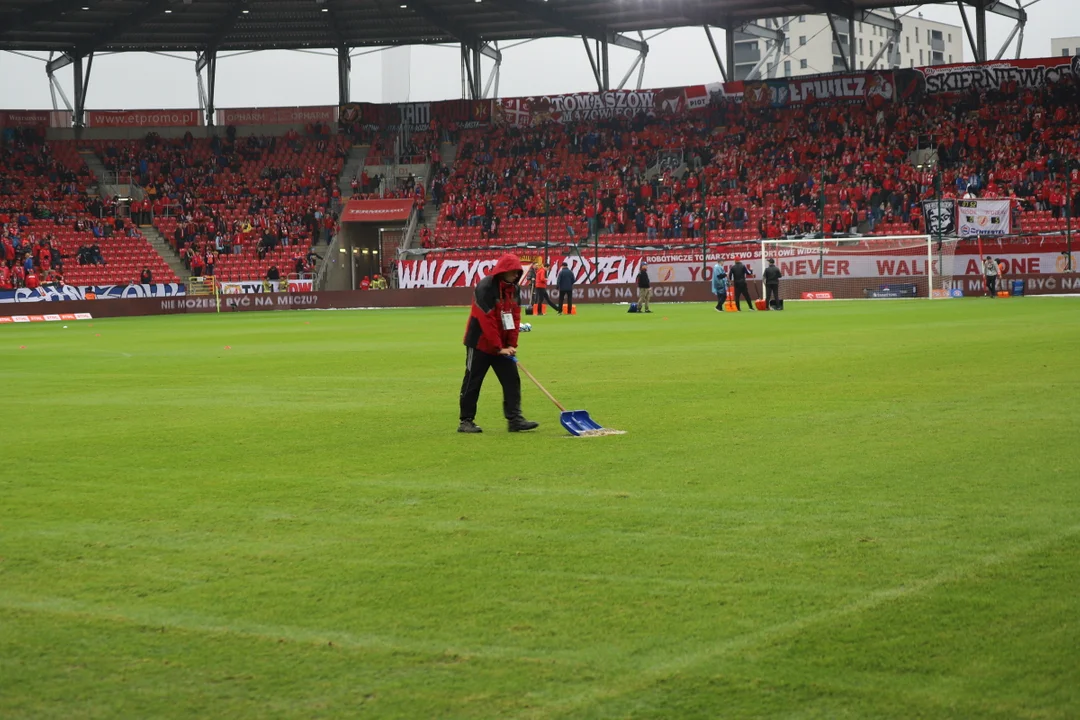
[508,417,539,432]
[458,420,483,434]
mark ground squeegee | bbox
[513,357,625,437]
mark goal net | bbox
[759,235,960,300]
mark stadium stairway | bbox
[78,149,129,200]
[413,140,457,243]
[142,224,189,282]
[338,145,368,199]
[439,140,457,172]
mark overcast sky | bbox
[1,1,1077,110]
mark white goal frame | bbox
[759,235,943,300]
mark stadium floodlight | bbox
[759,235,961,300]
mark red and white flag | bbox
[684,85,709,110]
[499,98,532,127]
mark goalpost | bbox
[759,235,961,301]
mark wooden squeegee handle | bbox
[513,358,567,412]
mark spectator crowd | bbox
[425,75,1080,250]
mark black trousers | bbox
[986,275,997,295]
[733,282,753,310]
[534,288,560,313]
[766,283,780,307]
[459,347,521,422]
[558,289,573,313]
[715,292,725,310]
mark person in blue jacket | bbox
[556,262,575,314]
[711,261,727,311]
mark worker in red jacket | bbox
[459,253,538,434]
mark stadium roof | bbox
[0,0,949,53]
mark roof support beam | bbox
[858,11,901,33]
[583,36,609,91]
[196,49,218,125]
[743,19,784,81]
[725,27,735,80]
[73,51,92,129]
[461,42,482,100]
[976,0,988,64]
[957,0,981,62]
[849,15,857,74]
[46,52,76,75]
[703,25,726,83]
[489,0,646,54]
[46,52,74,114]
[479,43,501,63]
[979,0,1025,22]
[337,46,350,106]
[827,14,850,73]
[481,42,502,98]
[735,23,783,43]
[993,6,1025,60]
[867,9,902,69]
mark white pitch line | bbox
[514,523,1080,720]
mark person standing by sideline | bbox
[458,254,539,434]
[556,262,576,314]
[532,261,560,314]
[763,258,782,308]
[711,260,727,311]
[983,255,999,297]
[637,261,652,313]
[729,259,754,311]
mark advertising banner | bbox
[219,279,311,294]
[397,254,645,289]
[899,56,1080,98]
[957,198,1011,237]
[340,198,415,223]
[742,72,895,108]
[339,99,491,131]
[493,86,715,126]
[0,110,71,128]
[86,109,202,127]
[0,283,184,304]
[216,106,337,126]
[0,312,93,323]
[398,242,1076,289]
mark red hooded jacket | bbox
[463,253,523,355]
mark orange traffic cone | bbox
[570,306,577,315]
[723,286,737,312]
[562,304,568,314]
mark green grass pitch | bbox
[2,298,1079,719]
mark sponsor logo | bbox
[0,313,93,323]
[88,110,201,127]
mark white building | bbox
[733,14,965,80]
[1051,37,1080,57]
